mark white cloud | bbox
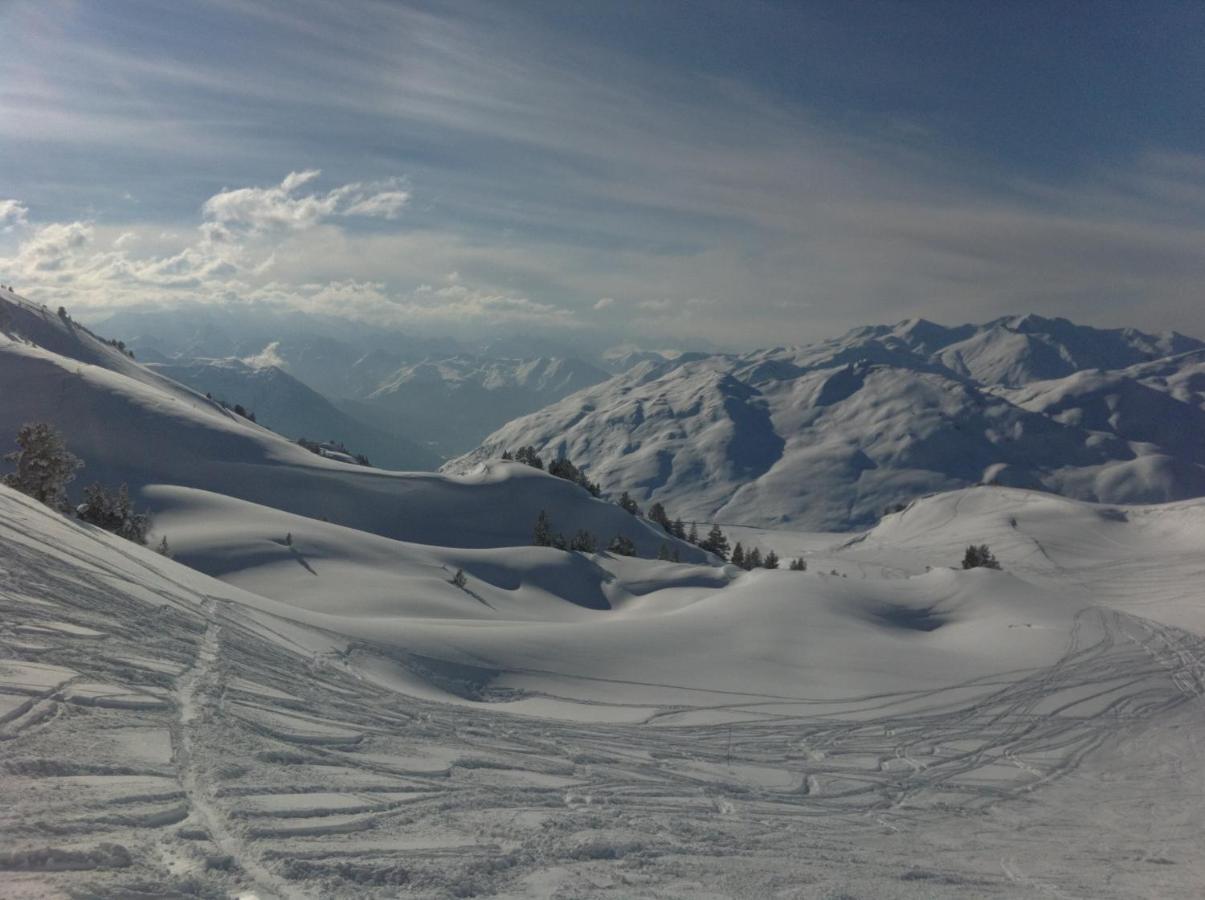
[593,296,614,310]
[342,190,410,219]
[0,200,29,232]
[200,171,411,235]
[242,340,285,369]
[202,170,340,232]
[0,173,577,332]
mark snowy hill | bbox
[449,316,1205,529]
[3,480,1203,897]
[147,357,438,470]
[0,289,689,555]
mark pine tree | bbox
[533,509,553,546]
[648,502,671,530]
[789,557,807,571]
[702,524,730,561]
[763,550,779,569]
[746,547,762,568]
[3,423,82,511]
[608,534,637,556]
[451,568,467,588]
[657,542,671,560]
[500,449,514,461]
[551,532,568,550]
[569,530,597,552]
[515,446,544,469]
[618,491,640,516]
[76,483,149,544]
[730,542,745,568]
[156,535,171,557]
[671,518,686,539]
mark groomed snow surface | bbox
[2,484,1204,899]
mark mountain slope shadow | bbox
[718,374,785,480]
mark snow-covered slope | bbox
[0,290,691,556]
[449,316,1205,529]
[148,357,438,470]
[4,481,1203,898]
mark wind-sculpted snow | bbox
[3,485,1205,897]
[450,317,1205,529]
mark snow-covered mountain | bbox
[91,304,611,457]
[359,354,610,457]
[5,286,1205,896]
[147,357,438,471]
[448,316,1205,529]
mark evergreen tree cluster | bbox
[961,544,1002,570]
[77,482,149,544]
[730,543,781,570]
[3,423,151,545]
[502,447,601,496]
[511,454,810,572]
[530,508,675,560]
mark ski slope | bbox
[3,484,1204,898]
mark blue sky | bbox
[2,0,1204,345]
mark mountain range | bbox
[447,315,1205,529]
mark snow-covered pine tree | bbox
[3,423,82,512]
[763,550,779,569]
[746,547,762,568]
[731,543,745,568]
[76,483,149,544]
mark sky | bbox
[1,0,1204,347]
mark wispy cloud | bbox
[2,1,1204,343]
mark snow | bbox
[448,316,1205,529]
[3,478,1204,897]
[3,289,1204,896]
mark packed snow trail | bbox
[173,599,300,900]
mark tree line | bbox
[509,447,804,570]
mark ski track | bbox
[2,516,1204,896]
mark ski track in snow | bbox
[2,508,1204,898]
